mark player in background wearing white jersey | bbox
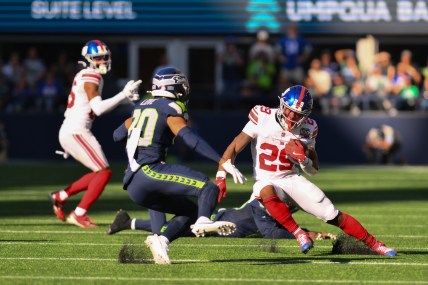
[216,85,397,256]
[49,40,142,228]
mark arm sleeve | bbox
[177,126,221,163]
[113,122,128,142]
[89,92,126,116]
[300,157,318,176]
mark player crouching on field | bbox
[112,67,246,264]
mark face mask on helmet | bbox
[151,67,190,104]
[81,40,112,74]
[276,85,313,130]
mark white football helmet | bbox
[81,40,111,74]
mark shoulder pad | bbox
[248,105,272,125]
[168,101,187,115]
[300,117,318,139]
[81,69,101,82]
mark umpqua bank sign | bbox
[1,0,428,34]
[246,0,428,34]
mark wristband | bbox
[300,157,311,167]
[216,170,226,178]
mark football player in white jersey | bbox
[49,40,142,228]
[216,85,397,256]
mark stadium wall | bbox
[0,112,426,165]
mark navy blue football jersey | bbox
[129,97,187,165]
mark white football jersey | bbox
[61,68,104,132]
[242,105,318,180]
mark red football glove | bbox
[215,171,227,203]
[285,139,307,163]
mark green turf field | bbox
[0,162,427,284]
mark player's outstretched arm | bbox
[167,116,222,163]
[219,132,252,166]
[217,132,251,184]
[87,80,142,116]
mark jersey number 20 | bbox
[129,108,158,147]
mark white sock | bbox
[131,219,136,230]
[160,235,170,245]
[293,227,304,236]
[59,190,69,201]
[74,207,86,216]
[195,216,211,224]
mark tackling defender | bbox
[216,85,397,256]
[49,40,142,228]
[113,66,246,264]
[107,201,337,241]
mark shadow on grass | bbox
[208,256,383,265]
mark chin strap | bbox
[78,61,87,68]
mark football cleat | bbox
[371,240,397,256]
[145,234,170,264]
[296,232,314,254]
[67,211,97,228]
[107,209,131,235]
[49,192,65,221]
[191,221,236,237]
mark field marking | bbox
[0,241,330,249]
[0,222,423,227]
[1,230,427,239]
[1,257,427,267]
[1,214,427,225]
[0,276,427,284]
[0,241,427,251]
[0,230,137,235]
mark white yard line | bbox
[0,230,427,239]
[0,257,427,267]
[0,275,427,284]
[0,241,426,251]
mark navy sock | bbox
[198,182,219,218]
[135,219,152,232]
[162,215,195,242]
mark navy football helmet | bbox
[81,40,111,74]
[151,67,190,103]
[276,85,313,130]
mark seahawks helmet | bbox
[81,40,111,74]
[276,85,313,130]
[151,67,190,103]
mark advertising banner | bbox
[1,1,428,34]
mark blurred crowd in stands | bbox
[0,47,76,113]
[2,27,428,116]
[218,25,428,115]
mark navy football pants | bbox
[126,162,219,242]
